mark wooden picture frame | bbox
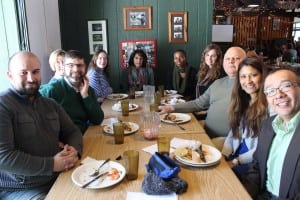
[123,6,152,30]
[87,19,108,54]
[120,39,157,69]
[168,11,188,43]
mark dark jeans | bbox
[0,184,51,200]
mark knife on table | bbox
[81,171,109,188]
[197,145,206,163]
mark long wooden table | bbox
[99,96,206,134]
[45,96,251,200]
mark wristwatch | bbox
[232,158,240,166]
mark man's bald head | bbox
[223,46,246,79]
[8,51,40,71]
[7,51,41,98]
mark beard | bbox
[17,81,40,97]
[65,74,84,86]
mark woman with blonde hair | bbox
[48,49,65,82]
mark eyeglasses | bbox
[264,81,299,97]
[64,63,85,68]
[224,57,241,62]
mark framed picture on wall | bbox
[123,6,152,30]
[120,39,157,69]
[87,19,108,54]
[168,11,188,43]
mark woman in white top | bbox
[222,57,268,178]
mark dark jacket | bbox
[242,115,300,200]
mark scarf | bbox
[128,67,148,91]
[172,65,190,94]
[195,70,214,98]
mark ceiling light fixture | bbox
[248,4,259,8]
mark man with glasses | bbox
[159,47,247,143]
[40,50,104,134]
[242,68,300,199]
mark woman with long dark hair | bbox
[122,49,154,91]
[222,57,268,178]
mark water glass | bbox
[158,85,165,97]
[143,85,155,104]
[113,122,124,144]
[129,87,135,99]
[141,111,160,140]
[121,100,129,116]
[123,150,139,180]
[157,136,170,155]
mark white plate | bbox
[107,93,128,100]
[111,104,139,112]
[103,122,139,135]
[161,98,186,105]
[101,118,119,126]
[71,161,126,189]
[160,113,191,124]
[164,90,177,96]
[174,144,221,167]
[135,91,144,97]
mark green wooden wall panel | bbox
[59,0,212,92]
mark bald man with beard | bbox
[0,51,82,199]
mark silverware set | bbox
[81,158,111,188]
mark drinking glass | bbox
[157,136,170,155]
[123,150,139,180]
[121,100,129,116]
[141,111,160,140]
[113,122,124,144]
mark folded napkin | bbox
[80,156,97,165]
[126,192,177,200]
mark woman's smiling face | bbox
[239,65,262,98]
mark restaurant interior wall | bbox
[59,0,213,92]
[230,14,293,48]
[0,0,21,92]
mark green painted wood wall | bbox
[59,0,213,92]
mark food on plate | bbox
[164,98,180,104]
[107,167,121,180]
[122,122,132,132]
[164,114,177,121]
[130,104,136,109]
[112,94,123,99]
[192,150,201,163]
[175,145,208,163]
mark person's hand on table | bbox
[53,144,79,172]
[158,105,174,114]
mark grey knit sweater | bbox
[0,89,82,190]
[174,76,234,138]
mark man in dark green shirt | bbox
[40,50,104,133]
